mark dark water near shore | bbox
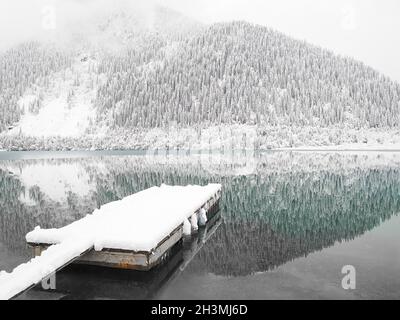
[1,150,400,300]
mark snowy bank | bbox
[2,125,400,151]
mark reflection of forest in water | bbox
[1,152,400,276]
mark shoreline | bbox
[3,124,400,154]
[1,147,400,161]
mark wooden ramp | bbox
[0,240,94,300]
[0,184,222,300]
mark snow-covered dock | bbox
[0,184,222,300]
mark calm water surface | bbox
[0,150,400,300]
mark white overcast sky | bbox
[0,0,399,82]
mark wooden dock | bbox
[30,192,220,271]
[16,211,223,300]
[0,184,222,300]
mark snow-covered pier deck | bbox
[0,184,222,300]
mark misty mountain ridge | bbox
[1,6,400,150]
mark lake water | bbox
[1,150,400,300]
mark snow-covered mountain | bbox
[1,6,400,150]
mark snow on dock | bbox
[0,184,222,300]
[0,239,93,300]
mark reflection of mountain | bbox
[1,152,400,276]
[201,164,400,276]
[0,165,97,254]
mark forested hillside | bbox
[1,7,400,150]
[97,21,400,129]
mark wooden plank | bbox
[147,227,183,269]
[76,226,183,271]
